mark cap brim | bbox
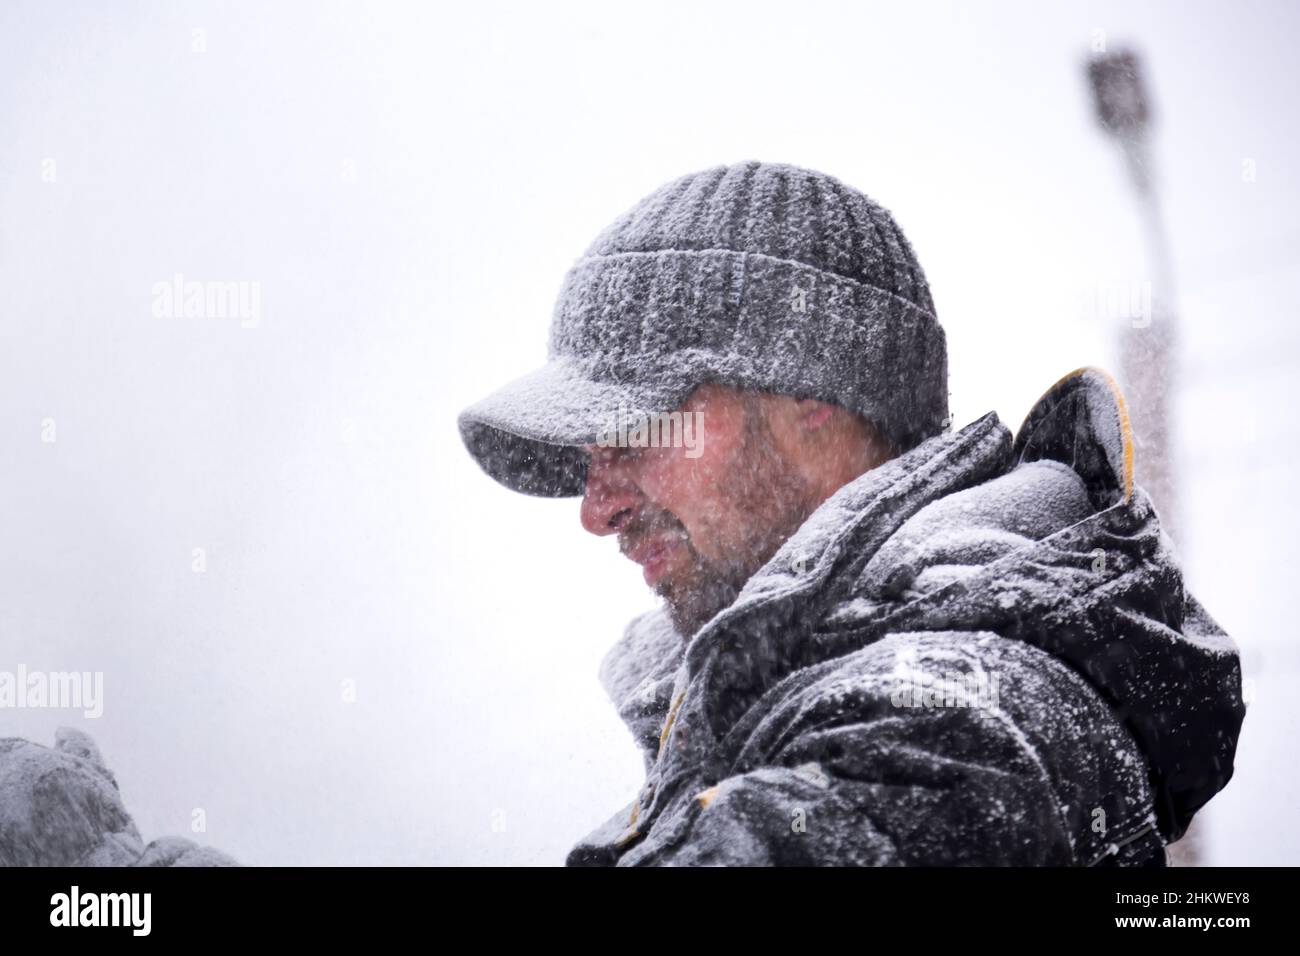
[458,356,692,497]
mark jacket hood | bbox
[599,367,1244,844]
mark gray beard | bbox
[658,511,810,637]
[658,552,751,638]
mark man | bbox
[458,161,1245,866]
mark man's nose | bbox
[580,449,641,536]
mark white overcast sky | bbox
[1,0,1296,864]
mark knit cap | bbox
[459,161,948,496]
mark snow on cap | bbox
[458,161,949,497]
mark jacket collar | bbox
[683,410,1013,682]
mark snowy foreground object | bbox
[569,368,1245,866]
[0,729,238,866]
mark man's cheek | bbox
[640,455,708,506]
[677,445,734,497]
[672,505,732,565]
[662,542,701,587]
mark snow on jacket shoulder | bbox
[0,729,239,867]
[568,367,1245,866]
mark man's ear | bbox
[797,399,836,431]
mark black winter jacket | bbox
[568,368,1245,866]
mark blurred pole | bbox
[1086,48,1198,866]
[1087,49,1178,527]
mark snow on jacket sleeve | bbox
[629,631,1161,867]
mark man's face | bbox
[580,384,826,637]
